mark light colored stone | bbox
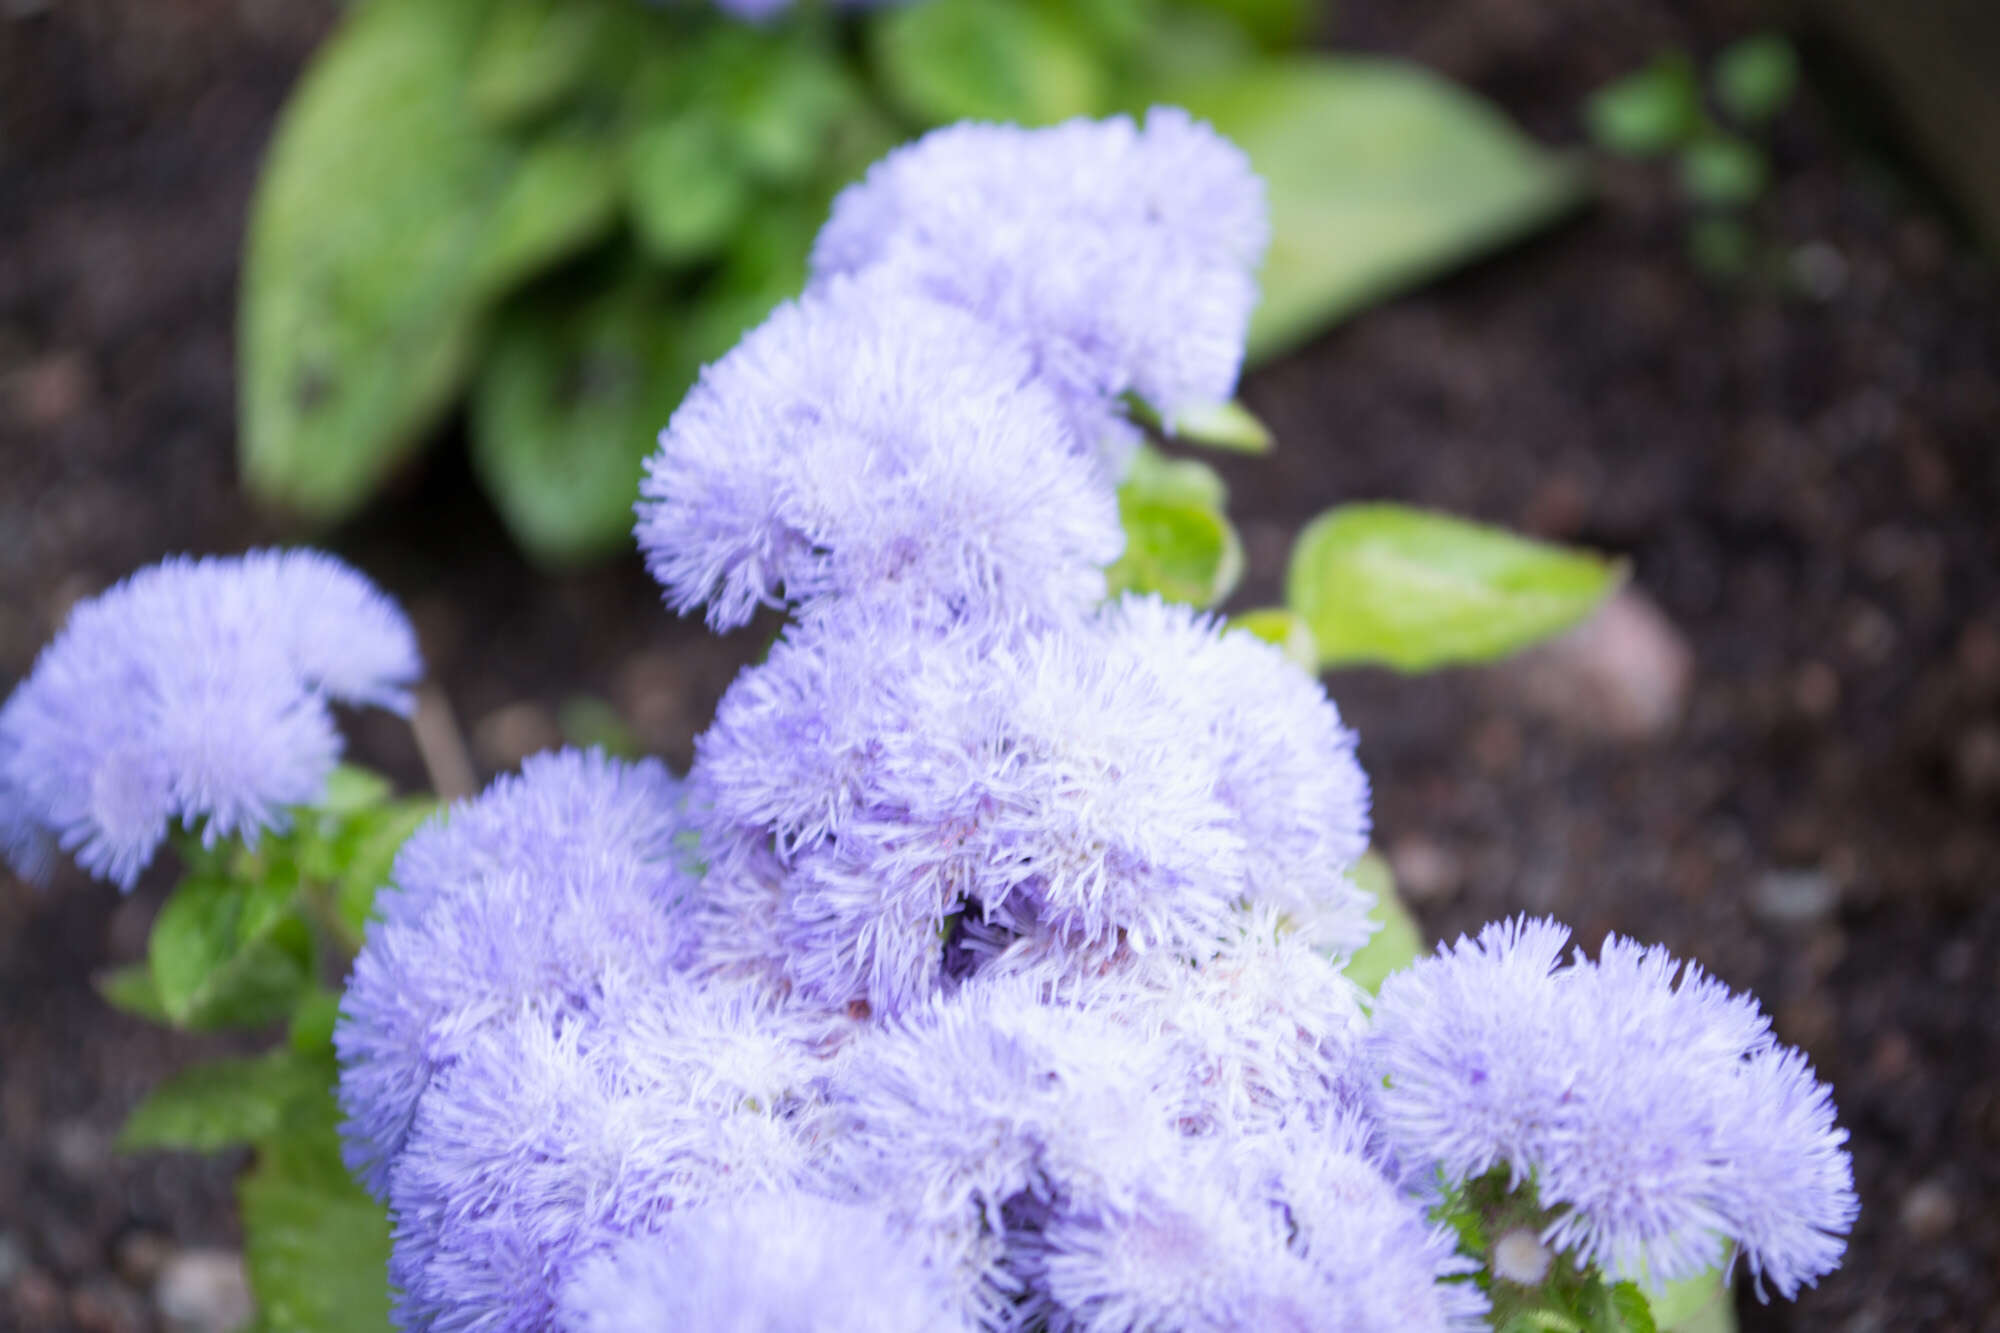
[155,1249,252,1333]
[1491,587,1693,741]
[1389,834,1463,905]
[1752,869,1840,930]
[1899,1179,1957,1242]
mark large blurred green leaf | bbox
[871,0,1109,126]
[241,0,620,523]
[239,1088,393,1333]
[1167,57,1587,361]
[472,274,700,562]
[1650,1267,1738,1333]
[468,0,608,127]
[118,1049,336,1156]
[1286,503,1623,671]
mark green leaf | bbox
[239,1090,393,1333]
[1679,135,1767,207]
[472,271,701,562]
[330,800,435,940]
[95,962,171,1025]
[1713,34,1798,126]
[240,0,618,523]
[1167,57,1587,361]
[1337,850,1423,992]
[318,766,393,818]
[1167,399,1273,454]
[1648,1266,1737,1333]
[558,695,643,759]
[1181,0,1312,49]
[288,989,344,1057]
[1609,1283,1661,1333]
[715,27,858,185]
[1108,498,1243,607]
[468,0,607,127]
[625,118,754,264]
[148,877,314,1030]
[118,1049,336,1155]
[1229,607,1319,671]
[871,0,1109,126]
[1285,503,1623,671]
[1585,53,1703,156]
[1123,444,1229,509]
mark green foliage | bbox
[1585,54,1703,157]
[1163,398,1274,454]
[1336,850,1423,992]
[1713,34,1798,126]
[1170,57,1587,361]
[239,1088,394,1333]
[1106,447,1243,607]
[118,1048,338,1155]
[1229,606,1318,670]
[1285,502,1623,671]
[240,0,1582,564]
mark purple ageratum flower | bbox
[386,971,835,1332]
[0,550,418,889]
[336,749,697,1196]
[1371,917,1858,1296]
[636,271,1121,633]
[687,604,1247,1013]
[1106,596,1373,953]
[1029,1121,1486,1333]
[559,1192,971,1333]
[812,109,1267,472]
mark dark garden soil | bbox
[3,1,1997,1330]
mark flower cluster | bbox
[327,111,1855,1330]
[0,550,418,888]
[2,109,1856,1331]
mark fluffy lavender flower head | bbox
[387,972,833,1332]
[0,550,418,888]
[813,109,1267,471]
[1107,596,1373,952]
[688,605,1249,1012]
[636,273,1121,632]
[1371,917,1858,1295]
[559,1192,969,1333]
[336,750,696,1195]
[1030,1121,1485,1333]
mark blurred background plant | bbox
[241,0,1585,565]
[1584,32,1799,276]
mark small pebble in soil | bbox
[1899,1179,1958,1243]
[113,1230,172,1287]
[50,1120,109,1179]
[1751,868,1840,930]
[155,1249,252,1333]
[1389,834,1463,904]
[1951,723,2000,803]
[1489,588,1692,742]
[472,699,561,771]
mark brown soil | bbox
[3,1,1996,1330]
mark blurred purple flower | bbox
[0,549,418,888]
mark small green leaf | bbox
[239,1090,393,1333]
[871,0,1109,126]
[472,271,701,562]
[318,765,392,818]
[1337,850,1424,991]
[148,877,313,1030]
[1168,399,1273,454]
[1679,134,1767,207]
[625,118,754,264]
[1166,58,1587,362]
[1123,445,1229,509]
[1286,503,1623,671]
[331,799,435,940]
[1108,499,1243,607]
[288,989,344,1057]
[1229,607,1319,671]
[1610,1283,1662,1333]
[95,962,170,1024]
[468,0,606,127]
[1585,53,1703,156]
[118,1049,336,1155]
[1713,34,1798,126]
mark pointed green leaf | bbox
[95,962,171,1025]
[241,0,619,523]
[1610,1283,1662,1333]
[148,876,313,1030]
[625,118,754,264]
[331,799,436,939]
[1286,503,1623,671]
[1123,445,1229,508]
[1168,399,1273,454]
[468,0,607,127]
[1166,57,1587,361]
[472,273,700,562]
[118,1049,336,1155]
